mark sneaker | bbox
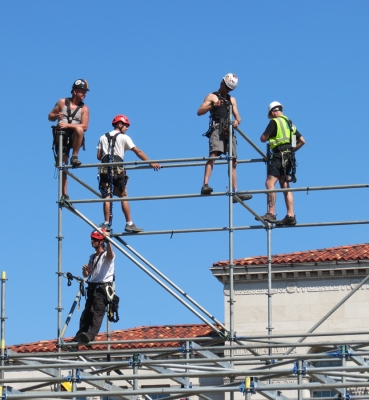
[201,184,213,195]
[233,193,253,203]
[70,155,81,167]
[255,213,276,222]
[275,215,296,226]
[125,223,144,233]
[99,222,111,232]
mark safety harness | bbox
[203,93,232,141]
[271,116,297,183]
[51,98,85,159]
[99,132,128,227]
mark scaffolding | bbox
[1,111,369,400]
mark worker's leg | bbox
[266,175,279,215]
[280,176,294,216]
[71,126,84,157]
[203,152,217,185]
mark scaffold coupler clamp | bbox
[180,343,193,353]
[129,353,141,368]
[1,350,8,361]
[337,393,351,400]
[239,377,255,395]
[329,345,352,359]
[67,369,82,383]
[293,360,307,375]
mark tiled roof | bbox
[213,243,369,267]
[8,324,219,354]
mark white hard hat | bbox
[223,73,238,90]
[268,101,283,118]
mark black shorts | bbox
[268,154,292,178]
[52,127,73,156]
[99,170,128,197]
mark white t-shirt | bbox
[88,251,115,283]
[97,130,135,159]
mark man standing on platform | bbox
[258,101,306,226]
[197,73,252,203]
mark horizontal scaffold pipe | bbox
[110,220,369,237]
[124,159,264,171]
[67,183,369,205]
[5,351,369,371]
[4,381,369,399]
[61,156,264,170]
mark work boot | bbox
[125,223,144,233]
[275,215,296,226]
[70,155,81,167]
[79,332,90,343]
[233,193,253,203]
[201,184,213,195]
[255,213,276,222]
[99,222,111,232]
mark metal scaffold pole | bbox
[0,271,6,398]
[57,132,64,354]
[228,102,235,400]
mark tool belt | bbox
[272,144,291,154]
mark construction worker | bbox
[197,73,252,202]
[48,79,90,198]
[258,101,306,226]
[72,228,113,344]
[97,115,161,233]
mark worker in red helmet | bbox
[48,79,90,198]
[97,115,161,233]
[72,228,114,344]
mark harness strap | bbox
[65,98,84,124]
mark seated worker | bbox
[258,101,306,226]
[97,115,161,233]
[48,79,90,198]
[73,228,113,344]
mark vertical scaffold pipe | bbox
[228,102,235,400]
[0,271,6,398]
[267,227,273,348]
[57,132,63,355]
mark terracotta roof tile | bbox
[8,324,220,354]
[213,243,369,267]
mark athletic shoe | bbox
[201,184,213,195]
[275,215,296,226]
[125,223,144,233]
[70,155,81,167]
[99,222,111,232]
[255,213,276,222]
[233,193,253,203]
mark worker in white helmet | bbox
[197,73,252,202]
[258,101,306,226]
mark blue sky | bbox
[1,0,368,345]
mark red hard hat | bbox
[112,114,130,127]
[90,228,107,240]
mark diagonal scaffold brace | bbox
[60,199,229,339]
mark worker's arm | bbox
[105,239,114,260]
[48,99,64,121]
[197,93,219,116]
[97,148,102,160]
[294,133,306,152]
[260,120,275,143]
[231,97,241,128]
[131,147,161,170]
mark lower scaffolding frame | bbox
[1,126,369,399]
